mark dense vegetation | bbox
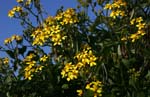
[0,0,150,97]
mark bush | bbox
[0,0,150,97]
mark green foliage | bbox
[0,0,150,97]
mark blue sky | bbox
[0,0,78,57]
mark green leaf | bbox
[137,92,145,97]
[84,90,93,97]
[6,76,12,83]
[129,78,137,90]
[6,50,15,59]
[62,84,69,89]
[146,70,150,80]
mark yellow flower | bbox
[61,62,79,81]
[97,88,102,93]
[61,45,97,81]
[67,70,78,81]
[136,17,143,23]
[4,38,12,45]
[24,71,33,80]
[136,23,145,30]
[25,0,31,6]
[104,4,112,9]
[8,6,22,17]
[16,0,23,3]
[3,57,9,64]
[121,37,127,41]
[86,80,103,97]
[35,66,44,72]
[8,10,15,17]
[119,11,125,17]
[104,0,127,19]
[130,18,136,25]
[4,35,22,45]
[13,6,22,12]
[23,53,44,80]
[130,33,137,39]
[110,11,117,19]
[60,8,79,25]
[55,13,63,20]
[77,89,83,96]
[76,46,97,67]
[112,3,121,8]
[40,55,48,62]
[10,35,22,42]
[130,33,138,42]
[127,17,146,42]
[86,84,91,89]
[61,70,66,78]
[137,30,145,36]
[26,61,36,66]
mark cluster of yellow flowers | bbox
[61,45,97,81]
[129,17,146,42]
[55,8,79,25]
[76,80,103,97]
[85,80,103,97]
[8,6,22,18]
[8,0,32,17]
[31,8,79,46]
[4,35,22,45]
[121,17,146,42]
[75,46,97,67]
[24,54,46,80]
[61,62,78,81]
[104,0,126,19]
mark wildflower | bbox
[104,0,127,19]
[122,17,146,42]
[8,10,15,17]
[130,33,139,42]
[40,55,48,62]
[24,53,44,80]
[13,6,22,12]
[35,66,44,72]
[3,57,9,64]
[121,37,127,41]
[61,45,97,81]
[86,80,103,97]
[4,35,22,45]
[136,17,143,23]
[4,38,12,45]
[77,89,83,96]
[8,6,22,17]
[137,30,145,36]
[25,0,31,6]
[136,23,145,30]
[104,4,112,10]
[61,8,79,25]
[61,62,79,81]
[130,18,135,25]
[110,11,117,19]
[16,0,23,3]
[75,46,97,67]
